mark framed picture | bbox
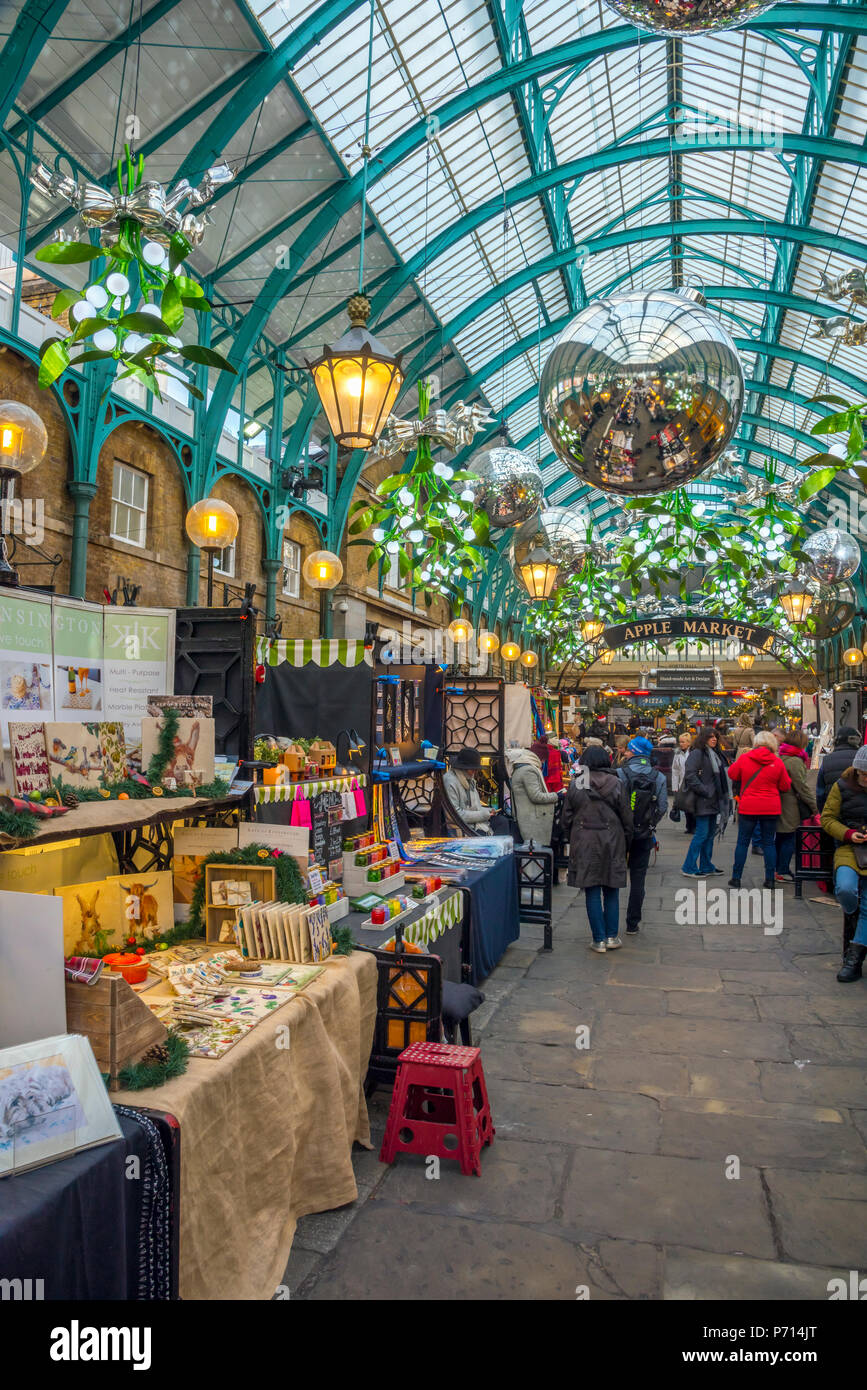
[54,878,124,957]
[0,1033,122,1178]
[109,872,175,945]
[8,721,51,796]
[387,744,402,766]
[44,721,103,789]
[141,715,215,787]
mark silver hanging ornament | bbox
[510,506,591,581]
[464,445,543,529]
[803,579,857,640]
[802,528,861,585]
[601,0,778,35]
[539,289,744,497]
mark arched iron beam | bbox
[0,0,72,126]
[200,6,867,455]
[367,214,867,330]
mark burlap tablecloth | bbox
[113,949,377,1300]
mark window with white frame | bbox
[110,462,148,548]
[384,551,403,590]
[214,539,236,577]
[282,538,301,597]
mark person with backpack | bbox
[727,731,792,888]
[775,729,817,881]
[680,726,731,878]
[820,746,867,982]
[617,736,667,934]
[816,726,862,810]
[561,746,634,954]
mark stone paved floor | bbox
[284,819,867,1300]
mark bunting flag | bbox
[254,774,367,804]
[381,889,463,951]
[256,638,372,668]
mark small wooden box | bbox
[282,745,306,779]
[65,974,168,1091]
[204,863,276,944]
[309,739,337,772]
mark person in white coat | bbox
[507,746,560,847]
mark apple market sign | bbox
[598,615,805,664]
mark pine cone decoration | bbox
[62,789,79,809]
[141,1042,169,1066]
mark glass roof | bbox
[1,0,866,531]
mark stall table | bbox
[0,1108,173,1300]
[111,949,377,1301]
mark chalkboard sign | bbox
[312,789,346,881]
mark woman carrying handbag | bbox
[680,727,731,878]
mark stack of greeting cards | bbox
[233,900,332,964]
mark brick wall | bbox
[0,347,460,641]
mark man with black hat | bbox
[442,746,493,833]
[617,736,667,934]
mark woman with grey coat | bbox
[561,746,634,954]
[507,746,559,845]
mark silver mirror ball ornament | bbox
[802,527,861,584]
[601,0,779,35]
[804,579,857,640]
[539,290,744,497]
[510,506,592,581]
[465,446,544,529]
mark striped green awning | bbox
[256,637,373,668]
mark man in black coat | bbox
[817,726,862,810]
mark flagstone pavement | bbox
[284,819,867,1300]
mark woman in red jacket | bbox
[728,731,792,888]
[531,734,564,792]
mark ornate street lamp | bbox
[302,549,343,591]
[306,295,403,450]
[779,579,813,625]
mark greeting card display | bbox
[8,722,51,796]
[44,721,103,788]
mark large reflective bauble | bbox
[539,290,744,497]
[510,506,591,581]
[803,579,857,640]
[465,446,543,530]
[601,0,779,35]
[802,527,861,585]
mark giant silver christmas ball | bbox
[802,527,861,585]
[539,290,744,497]
[465,445,543,529]
[803,579,857,640]
[510,506,591,581]
[601,0,778,35]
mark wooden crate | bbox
[204,863,276,944]
[65,974,168,1092]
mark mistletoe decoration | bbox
[349,378,492,600]
[31,145,237,399]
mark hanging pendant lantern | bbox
[737,650,755,670]
[306,295,403,450]
[779,580,813,625]
[581,617,605,642]
[599,648,615,665]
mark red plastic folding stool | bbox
[379,1041,494,1176]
